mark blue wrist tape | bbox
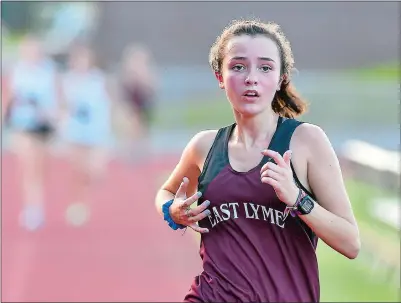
[162,199,186,230]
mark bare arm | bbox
[155,132,203,216]
[155,130,217,232]
[261,124,360,259]
[296,124,360,259]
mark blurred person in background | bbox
[3,35,62,231]
[117,43,158,160]
[61,43,112,226]
[155,19,360,302]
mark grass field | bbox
[318,241,399,302]
[318,179,399,302]
[348,62,400,81]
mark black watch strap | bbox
[297,195,315,215]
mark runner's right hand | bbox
[169,177,211,233]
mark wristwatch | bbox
[296,195,315,215]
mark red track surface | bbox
[2,152,202,302]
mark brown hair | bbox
[209,19,308,118]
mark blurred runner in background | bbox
[61,43,112,226]
[117,43,158,160]
[3,35,62,231]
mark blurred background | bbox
[1,1,400,302]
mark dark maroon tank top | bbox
[184,117,320,302]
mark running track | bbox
[2,151,203,302]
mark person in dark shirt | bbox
[155,18,360,302]
[117,43,157,160]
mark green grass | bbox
[317,178,399,302]
[345,179,399,236]
[151,96,232,130]
[318,242,400,302]
[181,98,234,129]
[348,62,400,81]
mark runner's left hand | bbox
[260,149,299,206]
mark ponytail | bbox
[271,81,308,118]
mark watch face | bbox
[300,196,314,214]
